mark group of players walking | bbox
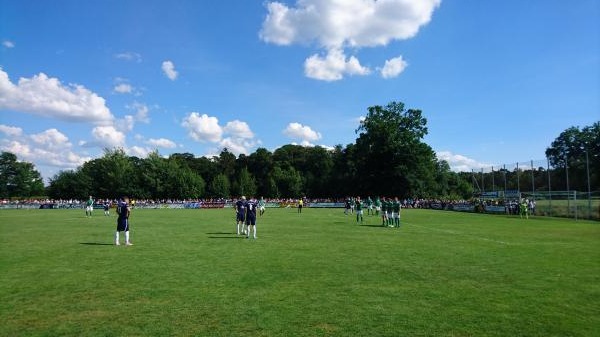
[346,196,402,227]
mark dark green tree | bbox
[272,165,303,197]
[79,148,135,198]
[354,101,436,198]
[47,170,91,200]
[247,148,274,197]
[545,122,600,191]
[0,152,45,198]
[209,173,231,198]
[237,167,257,197]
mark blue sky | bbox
[1,0,598,183]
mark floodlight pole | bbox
[547,158,552,216]
[516,162,520,196]
[585,146,591,219]
[531,160,535,207]
[565,151,570,218]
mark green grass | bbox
[534,199,600,220]
[1,208,599,336]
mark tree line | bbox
[1,102,598,200]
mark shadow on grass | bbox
[207,236,245,239]
[359,224,389,228]
[79,242,115,246]
[206,232,246,239]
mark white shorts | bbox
[259,206,265,211]
[86,206,93,212]
[376,206,381,211]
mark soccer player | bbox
[365,196,373,216]
[235,196,247,235]
[85,195,94,217]
[355,196,364,223]
[380,197,388,226]
[344,197,351,215]
[520,199,529,219]
[103,200,110,216]
[374,197,381,216]
[115,196,133,246]
[258,197,266,216]
[392,197,402,227]
[245,197,258,239]
[298,198,303,213]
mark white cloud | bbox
[114,83,133,94]
[283,122,322,142]
[0,127,91,180]
[260,0,440,80]
[219,137,258,155]
[127,146,152,158]
[182,113,259,155]
[261,0,441,48]
[380,55,408,78]
[304,48,371,81]
[436,151,490,172]
[162,60,178,80]
[30,128,71,151]
[0,69,114,124]
[146,138,177,149]
[115,52,141,62]
[0,124,23,137]
[83,126,126,148]
[127,102,150,123]
[181,112,223,142]
[219,120,259,155]
[3,40,15,48]
[223,120,254,139]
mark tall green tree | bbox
[79,148,135,198]
[163,160,205,199]
[0,152,45,198]
[209,173,231,198]
[247,148,274,197]
[545,122,600,191]
[47,170,91,200]
[354,101,436,198]
[272,165,303,198]
[237,167,257,197]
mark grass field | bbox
[1,207,599,337]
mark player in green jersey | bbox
[365,196,373,215]
[519,199,529,219]
[85,195,94,217]
[355,196,364,223]
[380,197,388,226]
[258,197,266,216]
[392,197,401,227]
[374,197,381,216]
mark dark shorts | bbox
[117,218,129,232]
[237,212,245,222]
[246,216,256,226]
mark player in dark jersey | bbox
[245,197,258,239]
[235,196,247,235]
[115,196,133,246]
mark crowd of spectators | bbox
[1,197,533,213]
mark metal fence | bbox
[471,158,598,221]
